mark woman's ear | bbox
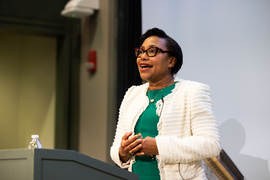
[169,57,177,67]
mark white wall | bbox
[142,0,270,179]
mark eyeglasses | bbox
[134,47,170,58]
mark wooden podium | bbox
[203,149,245,180]
[0,149,139,180]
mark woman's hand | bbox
[140,137,159,156]
[119,132,142,163]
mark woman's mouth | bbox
[139,63,152,71]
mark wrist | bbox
[119,147,130,163]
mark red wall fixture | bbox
[87,50,97,73]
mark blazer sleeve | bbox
[155,83,221,164]
[110,86,136,168]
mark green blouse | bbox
[132,82,176,180]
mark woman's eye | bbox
[149,49,156,54]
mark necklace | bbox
[147,88,164,103]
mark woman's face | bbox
[137,36,174,83]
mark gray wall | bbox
[142,0,270,179]
[78,0,117,163]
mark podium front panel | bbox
[34,149,138,180]
[0,149,139,180]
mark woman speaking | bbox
[110,28,221,180]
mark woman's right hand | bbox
[119,132,143,163]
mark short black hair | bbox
[140,28,183,75]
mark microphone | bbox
[159,95,164,117]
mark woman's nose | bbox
[140,51,149,60]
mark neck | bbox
[148,76,175,90]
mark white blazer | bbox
[110,79,221,180]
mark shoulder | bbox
[119,83,148,110]
[125,83,148,94]
[175,79,210,91]
[123,83,148,99]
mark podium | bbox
[203,149,245,180]
[0,149,139,180]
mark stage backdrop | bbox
[142,0,270,179]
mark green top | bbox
[132,82,176,180]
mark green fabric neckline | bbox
[132,82,177,179]
[147,82,176,103]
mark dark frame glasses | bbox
[134,47,170,57]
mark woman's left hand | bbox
[139,137,159,156]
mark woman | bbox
[110,28,221,180]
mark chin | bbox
[139,74,150,82]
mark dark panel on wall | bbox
[0,0,66,24]
[55,19,81,151]
[116,0,142,110]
